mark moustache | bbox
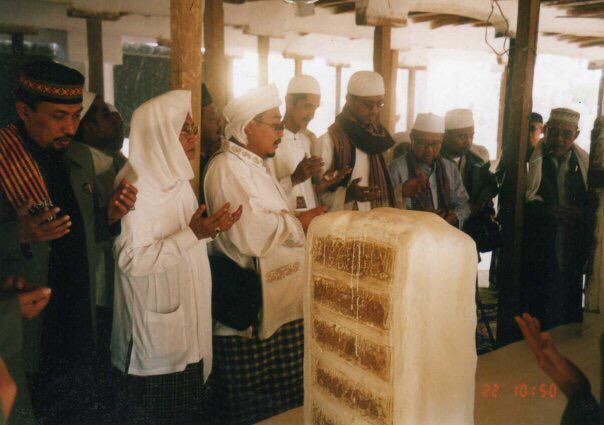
[53,136,74,143]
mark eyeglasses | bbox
[353,97,385,111]
[182,122,199,136]
[255,120,285,132]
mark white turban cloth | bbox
[116,90,193,193]
[347,71,385,97]
[223,84,282,145]
[287,75,321,96]
[81,91,96,119]
[413,113,445,134]
[445,108,474,130]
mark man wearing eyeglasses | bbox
[312,71,396,211]
[522,107,590,332]
[390,113,470,227]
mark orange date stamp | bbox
[482,383,559,399]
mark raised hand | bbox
[108,178,138,225]
[3,276,51,320]
[315,167,352,193]
[17,200,71,243]
[401,175,428,198]
[291,156,325,186]
[345,178,380,203]
[189,203,243,240]
[297,206,327,232]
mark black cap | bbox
[529,112,543,124]
[202,83,213,108]
[18,60,84,104]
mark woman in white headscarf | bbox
[111,90,241,425]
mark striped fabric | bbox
[0,124,52,211]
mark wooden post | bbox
[406,68,416,131]
[11,33,24,57]
[171,0,203,195]
[496,0,540,347]
[86,18,104,96]
[335,65,343,115]
[226,56,235,102]
[258,35,269,86]
[373,26,397,132]
[204,0,227,111]
[496,65,509,158]
[294,57,303,77]
[598,69,604,117]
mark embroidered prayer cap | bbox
[202,83,213,108]
[548,107,580,127]
[445,108,474,131]
[287,75,321,96]
[347,71,385,97]
[413,113,445,134]
[81,91,96,119]
[223,84,281,145]
[18,60,84,104]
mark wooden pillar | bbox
[496,65,509,158]
[258,35,269,86]
[598,69,604,117]
[171,0,203,194]
[335,65,343,115]
[204,0,227,111]
[294,57,303,76]
[226,56,235,102]
[11,33,24,57]
[496,0,540,347]
[406,68,416,131]
[373,26,397,132]
[86,18,104,96]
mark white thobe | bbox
[312,131,371,211]
[265,128,318,212]
[204,141,306,339]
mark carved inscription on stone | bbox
[311,236,395,282]
[313,318,390,381]
[312,275,390,330]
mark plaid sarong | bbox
[115,360,209,425]
[210,319,304,424]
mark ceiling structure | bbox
[0,0,601,68]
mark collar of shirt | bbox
[225,140,264,169]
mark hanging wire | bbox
[484,0,511,59]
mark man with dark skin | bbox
[0,61,136,424]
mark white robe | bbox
[312,131,371,212]
[112,90,213,379]
[204,141,306,340]
[265,128,318,212]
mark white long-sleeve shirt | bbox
[111,182,213,378]
[204,141,306,339]
[312,131,372,212]
[265,128,318,212]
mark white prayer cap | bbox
[347,71,385,97]
[445,108,474,130]
[413,113,445,134]
[287,75,321,96]
[548,107,580,127]
[81,91,96,119]
[223,84,281,145]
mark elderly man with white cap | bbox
[390,113,470,227]
[203,84,326,423]
[312,70,396,211]
[520,107,590,333]
[441,109,498,220]
[264,75,323,212]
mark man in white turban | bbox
[520,107,590,333]
[311,71,396,212]
[390,113,470,227]
[203,84,326,423]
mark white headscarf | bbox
[117,90,193,193]
[223,84,281,145]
